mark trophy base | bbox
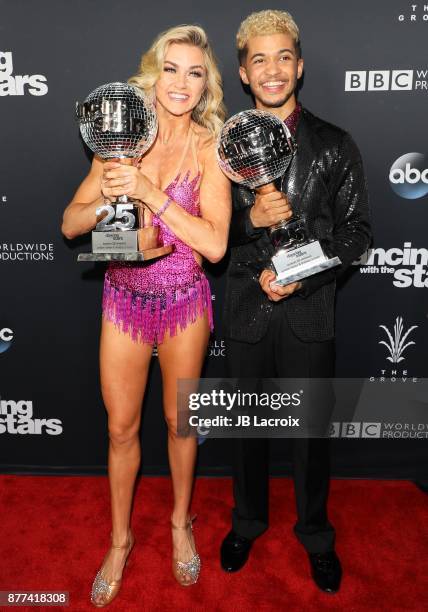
[91,227,159,253]
[271,240,341,286]
[77,244,174,262]
[272,255,341,286]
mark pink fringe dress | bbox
[102,137,214,344]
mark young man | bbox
[220,10,371,593]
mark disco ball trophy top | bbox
[78,81,157,159]
[217,108,295,188]
[217,109,341,285]
[75,82,173,262]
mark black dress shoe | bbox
[308,551,342,593]
[220,530,253,572]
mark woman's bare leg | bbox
[93,318,153,603]
[157,312,210,583]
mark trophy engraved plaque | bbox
[217,109,341,285]
[76,82,173,262]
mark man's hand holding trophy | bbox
[217,109,341,290]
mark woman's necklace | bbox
[159,121,192,146]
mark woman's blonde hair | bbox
[129,25,225,137]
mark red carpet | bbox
[0,475,427,611]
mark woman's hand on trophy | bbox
[249,191,293,228]
[101,161,155,201]
[259,269,301,301]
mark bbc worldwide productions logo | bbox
[330,422,381,438]
[330,422,428,439]
[344,69,428,92]
[0,242,55,262]
[208,339,226,358]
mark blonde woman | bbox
[62,25,230,606]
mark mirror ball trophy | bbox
[217,109,341,285]
[75,82,173,262]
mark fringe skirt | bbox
[102,271,214,344]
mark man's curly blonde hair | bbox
[236,10,301,64]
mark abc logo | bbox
[389,153,428,199]
[0,327,13,353]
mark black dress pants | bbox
[226,302,336,554]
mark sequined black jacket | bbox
[223,107,372,343]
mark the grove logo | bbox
[379,317,417,363]
[389,153,428,199]
[0,327,13,353]
[398,3,428,22]
[0,51,48,96]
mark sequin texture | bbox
[103,170,213,344]
[224,106,372,344]
[284,102,302,135]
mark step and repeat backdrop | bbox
[1,0,427,478]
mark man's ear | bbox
[297,58,304,80]
[239,65,250,85]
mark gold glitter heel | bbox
[90,530,135,607]
[171,514,201,586]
